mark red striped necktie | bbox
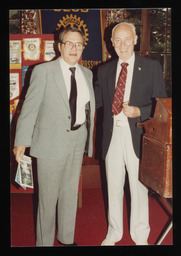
[112,62,129,115]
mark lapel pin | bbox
[138,67,141,71]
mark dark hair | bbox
[59,27,85,44]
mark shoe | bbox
[101,238,115,246]
[136,241,148,245]
[63,242,78,247]
[58,240,78,247]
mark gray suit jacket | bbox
[14,57,95,159]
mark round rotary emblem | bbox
[28,43,36,51]
[56,14,89,45]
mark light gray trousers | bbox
[36,125,87,246]
[105,125,150,244]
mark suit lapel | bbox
[52,58,70,111]
[107,55,143,106]
[107,58,118,105]
[52,60,94,118]
[79,65,91,92]
[129,54,143,105]
[79,65,94,112]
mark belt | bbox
[71,123,85,131]
[115,120,129,127]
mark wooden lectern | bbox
[138,98,172,198]
[138,98,172,244]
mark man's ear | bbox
[111,37,115,47]
[58,42,61,53]
[134,35,138,45]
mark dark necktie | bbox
[69,67,77,127]
[112,62,129,115]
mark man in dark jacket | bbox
[94,22,166,245]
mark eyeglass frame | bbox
[61,41,85,51]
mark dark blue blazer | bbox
[94,53,167,159]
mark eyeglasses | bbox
[61,41,84,51]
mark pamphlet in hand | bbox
[15,155,34,189]
[15,165,26,190]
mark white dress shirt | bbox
[114,52,135,126]
[59,57,90,125]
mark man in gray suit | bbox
[13,27,95,246]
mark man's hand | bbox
[123,103,141,118]
[13,146,26,163]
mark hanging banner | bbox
[40,9,103,69]
[44,40,56,61]
[10,40,22,69]
[10,73,20,100]
[23,38,41,61]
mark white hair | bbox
[111,22,137,38]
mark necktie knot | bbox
[69,67,76,75]
[121,62,129,69]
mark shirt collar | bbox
[59,57,78,70]
[118,52,135,66]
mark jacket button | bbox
[109,129,112,132]
[66,129,70,132]
[68,116,71,119]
